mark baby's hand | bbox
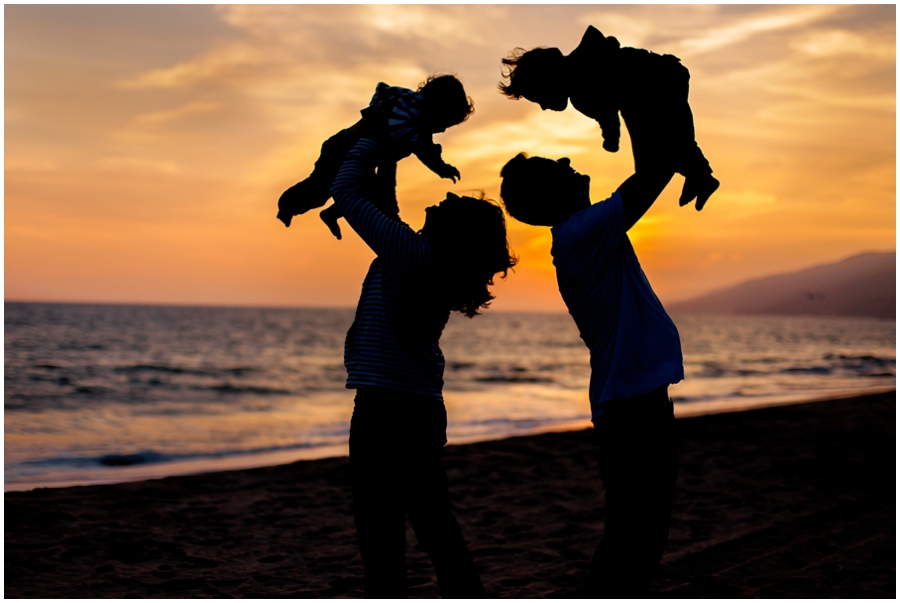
[603,138,619,153]
[440,164,461,183]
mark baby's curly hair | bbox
[498,47,564,99]
[419,74,475,127]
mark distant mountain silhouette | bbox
[668,252,896,319]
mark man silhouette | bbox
[499,155,682,597]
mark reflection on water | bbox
[5,302,895,489]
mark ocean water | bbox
[5,302,895,490]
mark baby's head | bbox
[499,153,591,227]
[418,74,475,133]
[499,47,568,111]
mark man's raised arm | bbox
[618,171,675,231]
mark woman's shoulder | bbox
[380,222,434,263]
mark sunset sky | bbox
[5,4,895,312]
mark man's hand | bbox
[603,137,619,153]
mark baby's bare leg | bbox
[319,204,343,240]
[277,129,356,227]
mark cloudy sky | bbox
[5,4,895,311]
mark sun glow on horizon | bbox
[5,5,895,311]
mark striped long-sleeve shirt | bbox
[366,83,427,147]
[362,83,446,173]
[330,138,450,400]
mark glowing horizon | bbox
[5,5,895,312]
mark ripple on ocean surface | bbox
[4,303,895,489]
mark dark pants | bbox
[350,387,484,598]
[588,385,678,597]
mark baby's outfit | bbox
[277,83,451,238]
[567,26,717,205]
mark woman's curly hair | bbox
[421,193,517,318]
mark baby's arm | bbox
[576,99,620,152]
[597,109,621,153]
[414,142,460,183]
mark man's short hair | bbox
[499,153,562,226]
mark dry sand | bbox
[5,391,895,598]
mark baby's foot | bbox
[276,207,294,227]
[679,174,719,210]
[679,178,698,207]
[695,176,720,211]
[277,179,331,227]
[320,208,343,240]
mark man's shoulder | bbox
[570,191,622,223]
[551,191,623,250]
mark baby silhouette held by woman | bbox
[277,75,473,238]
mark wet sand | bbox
[5,391,895,598]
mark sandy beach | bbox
[5,390,895,598]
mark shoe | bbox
[320,207,343,240]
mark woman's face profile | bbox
[423,194,462,235]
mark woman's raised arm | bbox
[330,138,427,264]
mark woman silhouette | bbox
[330,135,516,598]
